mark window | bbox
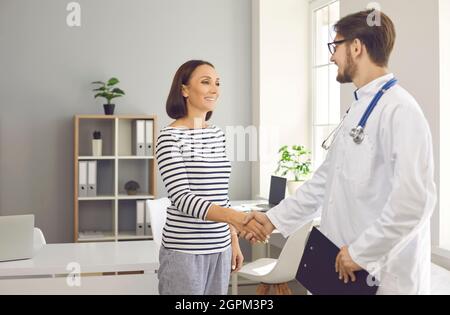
[311,0,340,168]
[439,0,450,249]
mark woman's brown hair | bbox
[166,60,214,121]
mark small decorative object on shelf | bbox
[91,77,125,115]
[125,180,140,195]
[92,130,102,156]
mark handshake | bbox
[230,211,276,245]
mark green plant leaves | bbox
[278,145,288,153]
[111,88,125,95]
[94,92,109,99]
[274,144,312,181]
[107,77,119,86]
[92,77,125,104]
[109,94,123,100]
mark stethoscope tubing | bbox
[357,78,398,129]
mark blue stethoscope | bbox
[349,77,398,144]
[322,77,398,150]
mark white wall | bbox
[439,0,450,249]
[0,0,252,243]
[340,0,441,246]
[252,0,311,198]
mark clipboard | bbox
[296,227,379,295]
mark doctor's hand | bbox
[240,211,275,245]
[335,246,362,284]
[228,210,268,242]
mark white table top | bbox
[0,241,159,277]
[230,199,267,212]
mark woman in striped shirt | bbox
[156,60,267,295]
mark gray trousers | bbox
[158,246,232,295]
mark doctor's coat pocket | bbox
[342,134,374,183]
[377,271,400,295]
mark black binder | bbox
[296,227,379,295]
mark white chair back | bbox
[146,198,170,249]
[264,221,313,283]
[33,227,46,252]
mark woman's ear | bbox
[181,84,189,98]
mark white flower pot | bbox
[287,180,305,196]
[92,139,102,156]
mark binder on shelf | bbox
[144,200,152,236]
[145,120,153,156]
[136,200,145,236]
[87,161,97,197]
[78,161,88,197]
[133,120,145,156]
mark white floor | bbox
[431,263,450,294]
[230,263,450,295]
[232,244,450,295]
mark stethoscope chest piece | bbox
[350,126,365,144]
[321,77,397,150]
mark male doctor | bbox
[243,10,436,294]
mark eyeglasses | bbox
[327,39,348,55]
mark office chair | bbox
[237,220,313,295]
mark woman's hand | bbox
[230,227,244,272]
[240,211,275,244]
[205,205,268,242]
[228,211,268,242]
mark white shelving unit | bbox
[117,194,155,200]
[78,156,116,160]
[78,196,116,201]
[74,115,157,242]
[118,156,155,160]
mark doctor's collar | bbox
[353,73,395,101]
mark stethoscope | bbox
[322,77,398,150]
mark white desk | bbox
[0,241,159,295]
[230,199,266,211]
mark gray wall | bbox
[340,0,441,245]
[0,0,252,243]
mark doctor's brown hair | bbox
[166,60,214,121]
[334,9,396,67]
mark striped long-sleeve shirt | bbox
[156,125,232,254]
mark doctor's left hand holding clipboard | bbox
[296,227,379,295]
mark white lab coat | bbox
[267,73,437,295]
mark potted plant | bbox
[92,77,125,115]
[275,145,312,196]
[92,130,102,156]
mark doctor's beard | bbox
[336,47,357,83]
